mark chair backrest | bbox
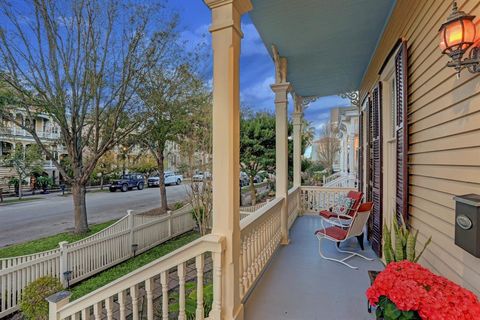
[346,202,373,238]
[345,191,363,216]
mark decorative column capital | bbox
[204,0,253,35]
[271,82,291,103]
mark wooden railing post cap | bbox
[58,241,68,248]
[46,291,71,319]
[46,290,71,303]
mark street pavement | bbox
[0,184,190,247]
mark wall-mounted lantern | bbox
[439,1,480,76]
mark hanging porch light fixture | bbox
[439,1,480,76]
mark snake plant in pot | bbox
[383,215,431,264]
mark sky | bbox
[171,0,351,138]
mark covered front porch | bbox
[244,214,382,320]
[46,0,394,319]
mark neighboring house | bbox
[310,106,359,175]
[0,110,65,184]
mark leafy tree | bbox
[1,144,43,199]
[240,111,276,205]
[138,60,209,214]
[129,154,158,179]
[92,151,117,190]
[0,0,176,233]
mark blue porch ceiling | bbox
[249,0,396,97]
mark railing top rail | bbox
[240,197,283,232]
[288,185,301,196]
[0,247,60,263]
[64,215,130,248]
[300,186,355,192]
[57,234,224,317]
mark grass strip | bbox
[70,231,200,300]
[0,220,117,258]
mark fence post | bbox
[58,241,69,287]
[46,291,71,320]
[128,210,135,250]
[168,210,173,237]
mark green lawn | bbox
[70,231,200,300]
[0,220,117,258]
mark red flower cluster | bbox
[366,261,480,319]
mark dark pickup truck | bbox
[109,173,145,192]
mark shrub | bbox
[20,276,63,320]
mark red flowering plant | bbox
[366,261,480,320]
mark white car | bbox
[192,171,211,182]
[147,171,183,187]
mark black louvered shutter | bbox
[358,110,364,193]
[366,96,373,242]
[370,83,383,257]
[395,41,409,224]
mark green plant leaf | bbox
[384,301,402,319]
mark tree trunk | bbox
[18,178,22,200]
[157,149,168,215]
[72,182,89,233]
[249,176,257,206]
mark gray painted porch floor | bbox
[244,215,384,320]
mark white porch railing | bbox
[288,186,300,229]
[300,186,354,214]
[323,173,356,188]
[239,197,283,299]
[322,172,342,185]
[0,205,195,318]
[239,202,269,220]
[49,235,225,320]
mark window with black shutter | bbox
[395,41,409,224]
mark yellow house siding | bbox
[360,0,480,296]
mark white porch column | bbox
[205,1,252,319]
[348,134,355,174]
[293,95,303,187]
[271,82,291,245]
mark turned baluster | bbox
[118,290,127,320]
[160,271,169,320]
[178,262,186,320]
[195,255,205,320]
[145,278,154,320]
[105,297,114,320]
[130,284,139,320]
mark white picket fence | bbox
[0,205,195,318]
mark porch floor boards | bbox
[244,215,383,320]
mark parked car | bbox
[109,173,145,192]
[148,171,183,187]
[240,171,249,187]
[192,171,211,182]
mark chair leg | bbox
[317,237,359,269]
[335,243,374,262]
[356,233,364,250]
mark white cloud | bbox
[241,76,275,109]
[241,23,268,57]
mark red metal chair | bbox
[319,190,363,221]
[314,202,374,269]
[319,191,364,249]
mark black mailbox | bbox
[453,194,480,258]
